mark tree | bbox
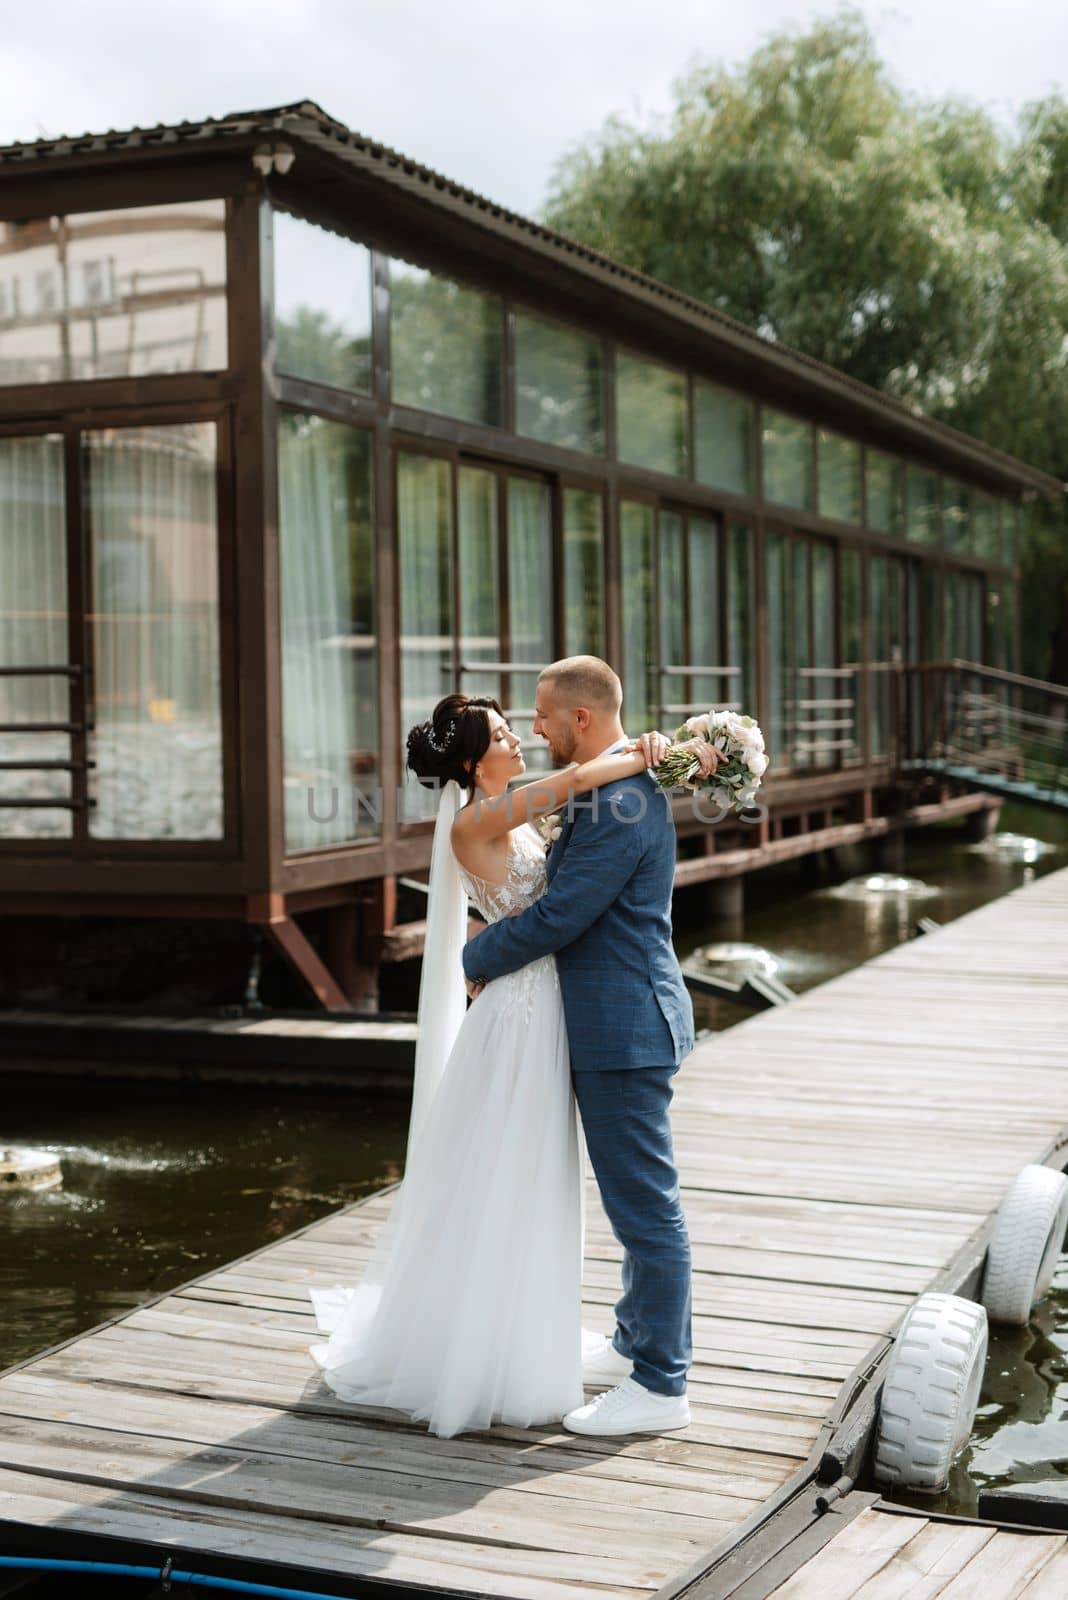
[544,9,1068,682]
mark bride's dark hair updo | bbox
[406,693,506,793]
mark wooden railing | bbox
[898,660,1068,808]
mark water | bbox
[2,799,1066,1516]
[0,1082,408,1371]
[676,803,1068,1034]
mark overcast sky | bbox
[2,0,1065,219]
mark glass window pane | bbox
[515,313,603,454]
[869,552,889,757]
[279,413,377,853]
[616,351,687,477]
[684,512,725,720]
[658,511,685,723]
[792,540,812,770]
[507,477,553,770]
[907,469,940,546]
[0,434,71,837]
[972,493,999,561]
[944,570,983,660]
[688,516,722,689]
[1001,500,1019,568]
[0,202,228,385]
[943,482,971,554]
[763,409,813,510]
[985,580,1014,672]
[390,261,502,426]
[620,502,655,728]
[273,210,372,395]
[866,450,906,536]
[458,466,500,701]
[921,564,941,663]
[84,422,223,839]
[765,531,788,765]
[803,541,841,767]
[817,431,861,523]
[694,382,753,495]
[398,452,453,818]
[840,547,862,760]
[562,488,604,656]
[726,524,755,717]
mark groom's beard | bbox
[548,731,578,768]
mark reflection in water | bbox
[828,872,940,900]
[970,831,1055,864]
[697,941,781,977]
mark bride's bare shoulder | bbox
[450,824,511,886]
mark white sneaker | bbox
[582,1335,632,1387]
[563,1376,690,1437]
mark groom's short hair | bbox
[540,656,622,714]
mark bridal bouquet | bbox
[654,710,768,815]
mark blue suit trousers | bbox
[572,1065,693,1396]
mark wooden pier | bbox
[0,865,1066,1599]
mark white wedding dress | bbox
[307,818,587,1438]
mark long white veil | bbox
[406,777,468,1167]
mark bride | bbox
[306,691,670,1438]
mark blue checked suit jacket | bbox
[461,750,695,1072]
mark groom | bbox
[462,655,696,1436]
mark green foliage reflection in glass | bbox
[563,489,605,655]
[391,262,503,427]
[763,409,813,509]
[458,467,500,702]
[907,470,940,546]
[273,210,372,394]
[515,312,604,453]
[866,450,906,536]
[694,382,753,495]
[818,430,861,523]
[727,524,756,718]
[616,351,687,476]
[943,482,972,555]
[620,502,655,726]
[972,494,1000,561]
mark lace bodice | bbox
[456,822,548,924]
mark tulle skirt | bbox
[307,954,586,1438]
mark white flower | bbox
[685,713,711,738]
[537,811,563,845]
[744,748,768,776]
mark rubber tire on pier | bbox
[873,1292,988,1494]
[981,1163,1068,1326]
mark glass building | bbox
[0,103,1059,1007]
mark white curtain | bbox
[279,414,376,850]
[0,434,70,838]
[86,422,223,839]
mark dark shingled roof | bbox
[1,100,1062,500]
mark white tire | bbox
[873,1292,988,1493]
[982,1164,1068,1326]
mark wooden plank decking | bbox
[0,866,1066,1598]
[756,1502,1068,1598]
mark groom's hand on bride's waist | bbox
[465,976,486,1000]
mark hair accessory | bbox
[426,718,456,755]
